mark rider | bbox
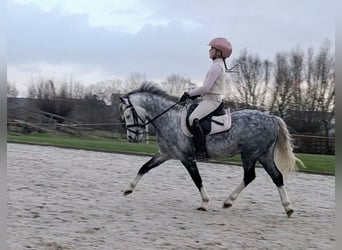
[180,37,232,160]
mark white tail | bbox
[273,116,304,179]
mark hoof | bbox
[197,207,207,211]
[123,190,133,196]
[222,203,232,209]
[286,209,294,218]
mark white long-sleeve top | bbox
[189,58,226,97]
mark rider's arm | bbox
[189,64,223,97]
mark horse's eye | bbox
[125,114,131,119]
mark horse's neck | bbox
[135,95,176,117]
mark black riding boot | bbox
[191,119,209,160]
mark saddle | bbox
[181,102,231,137]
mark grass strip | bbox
[7,133,335,175]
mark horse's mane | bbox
[126,82,178,102]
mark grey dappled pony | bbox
[119,82,302,217]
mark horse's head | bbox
[119,96,147,142]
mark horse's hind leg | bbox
[258,153,294,217]
[223,158,256,208]
[123,152,170,195]
[181,160,209,211]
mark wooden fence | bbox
[292,134,335,155]
[7,118,335,155]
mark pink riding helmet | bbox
[209,37,232,58]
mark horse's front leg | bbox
[181,160,210,211]
[123,152,170,195]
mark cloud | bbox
[8,1,213,81]
[8,0,335,96]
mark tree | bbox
[27,78,74,122]
[125,72,147,92]
[289,47,304,111]
[160,74,195,96]
[28,78,56,99]
[270,41,335,134]
[304,41,335,115]
[85,79,124,104]
[269,52,294,117]
[58,78,85,99]
[229,50,271,109]
[287,41,335,134]
[7,82,19,97]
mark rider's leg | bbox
[191,118,208,160]
[189,100,219,160]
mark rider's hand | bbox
[179,92,190,102]
[190,95,200,100]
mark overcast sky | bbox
[7,0,335,96]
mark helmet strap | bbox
[226,63,240,74]
[223,59,229,72]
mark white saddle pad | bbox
[181,107,232,137]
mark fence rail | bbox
[292,134,334,155]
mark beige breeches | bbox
[189,99,222,126]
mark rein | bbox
[144,100,182,126]
[122,97,183,131]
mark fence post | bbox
[145,125,149,144]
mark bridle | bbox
[120,98,147,136]
[120,96,183,134]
